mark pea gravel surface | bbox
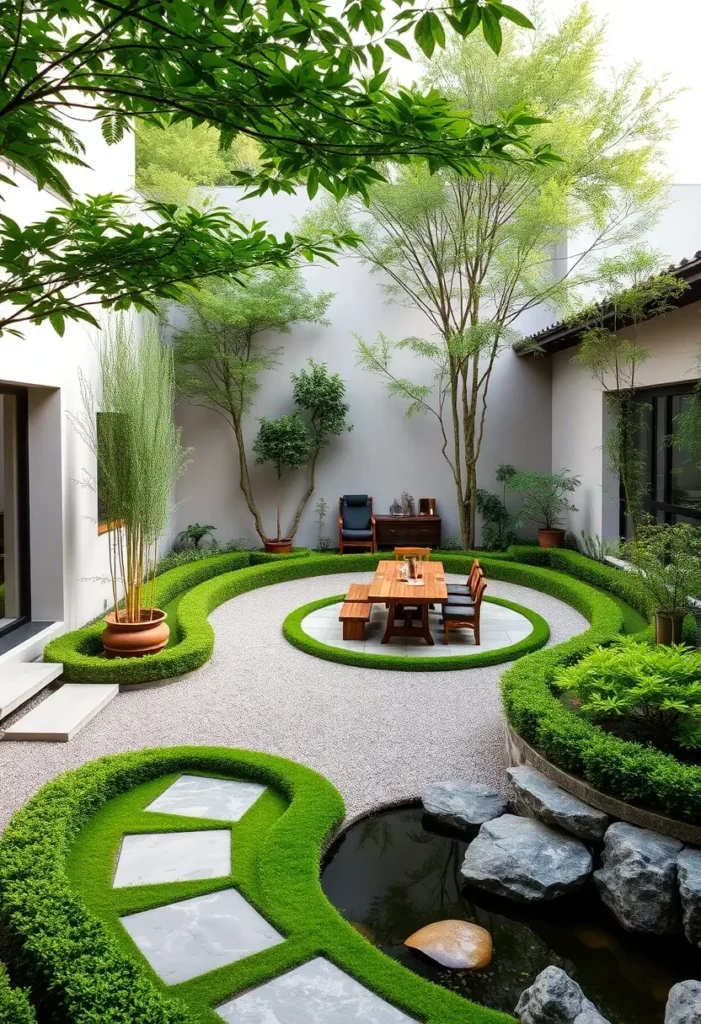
[0,573,588,830]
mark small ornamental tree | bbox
[508,469,580,532]
[253,415,312,542]
[288,360,352,539]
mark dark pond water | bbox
[321,805,700,1024]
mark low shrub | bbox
[155,540,249,576]
[0,747,509,1024]
[554,637,701,753]
[0,964,35,1024]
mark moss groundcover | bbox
[0,747,515,1024]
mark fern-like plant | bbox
[73,318,189,621]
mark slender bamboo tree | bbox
[310,6,673,547]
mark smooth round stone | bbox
[404,920,493,969]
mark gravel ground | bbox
[0,573,588,830]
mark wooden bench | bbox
[339,583,372,640]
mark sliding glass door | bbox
[0,388,30,634]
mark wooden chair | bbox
[442,576,487,645]
[393,547,431,560]
[446,559,481,602]
[338,495,376,554]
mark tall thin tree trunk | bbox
[288,450,318,540]
[276,471,282,541]
[232,415,267,542]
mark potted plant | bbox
[73,318,189,657]
[507,468,580,548]
[176,523,216,548]
[623,521,701,644]
[253,413,311,553]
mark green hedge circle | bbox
[283,593,550,671]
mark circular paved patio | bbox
[0,572,588,830]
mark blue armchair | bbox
[338,495,376,554]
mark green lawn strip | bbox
[283,593,550,671]
[0,746,514,1024]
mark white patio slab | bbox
[2,683,118,741]
[146,775,267,821]
[0,662,63,720]
[301,600,533,659]
[216,957,417,1024]
[120,888,283,985]
[113,830,231,888]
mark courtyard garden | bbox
[3,0,701,1021]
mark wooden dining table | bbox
[368,560,448,645]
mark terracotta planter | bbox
[537,528,566,549]
[263,539,293,554]
[101,609,169,658]
[655,613,685,646]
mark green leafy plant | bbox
[623,520,701,623]
[155,540,248,576]
[580,532,620,563]
[476,464,517,550]
[314,498,331,552]
[553,637,701,752]
[71,317,189,622]
[174,270,332,544]
[253,414,312,542]
[175,524,217,549]
[508,469,580,531]
[326,5,671,547]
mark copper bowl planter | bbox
[101,609,169,658]
[263,539,293,554]
[537,528,566,548]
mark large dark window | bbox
[622,382,701,537]
[0,387,30,634]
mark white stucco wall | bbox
[0,122,135,629]
[170,188,553,549]
[550,300,701,539]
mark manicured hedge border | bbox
[283,593,549,671]
[0,964,35,1024]
[0,747,513,1024]
[496,546,701,823]
[44,549,616,686]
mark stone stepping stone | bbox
[422,780,507,831]
[2,683,118,741]
[120,888,283,985]
[507,766,609,841]
[146,775,267,821]
[113,830,231,888]
[216,957,417,1023]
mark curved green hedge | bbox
[0,964,35,1024]
[44,549,617,686]
[0,747,512,1024]
[283,593,550,671]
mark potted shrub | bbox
[507,468,580,547]
[253,413,311,553]
[73,319,189,657]
[623,521,701,644]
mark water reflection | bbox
[322,805,699,1023]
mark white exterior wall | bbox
[0,123,135,630]
[170,188,553,549]
[551,300,701,539]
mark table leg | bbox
[381,602,397,644]
[420,604,434,645]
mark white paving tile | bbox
[113,830,231,888]
[121,888,283,985]
[216,957,417,1024]
[146,775,267,821]
[2,683,118,742]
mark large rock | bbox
[422,779,507,831]
[678,849,701,946]
[461,814,592,902]
[665,980,701,1024]
[507,766,609,842]
[404,920,492,969]
[515,966,610,1024]
[593,822,682,935]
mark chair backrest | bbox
[472,576,487,614]
[394,546,431,561]
[340,495,372,531]
[468,559,481,590]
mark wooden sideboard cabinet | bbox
[374,515,441,549]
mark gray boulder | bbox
[507,766,609,842]
[515,966,610,1024]
[461,814,592,902]
[678,849,701,946]
[665,980,701,1024]
[422,779,507,831]
[594,822,682,935]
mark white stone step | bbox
[2,683,118,742]
[0,662,64,720]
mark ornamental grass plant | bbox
[72,318,189,622]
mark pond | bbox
[321,804,700,1024]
